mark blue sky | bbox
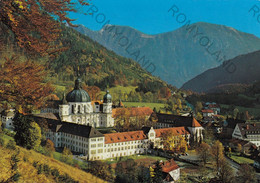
[70,0,260,37]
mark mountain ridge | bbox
[181,49,260,93]
[75,22,260,87]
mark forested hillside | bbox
[0,24,175,103]
[52,25,168,90]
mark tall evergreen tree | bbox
[13,114,41,150]
[151,161,164,183]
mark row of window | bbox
[64,144,87,153]
[91,138,103,142]
[105,140,146,147]
[91,143,103,148]
[90,149,103,154]
[63,134,88,141]
[71,104,91,114]
[62,139,88,147]
[108,150,142,158]
[106,145,146,152]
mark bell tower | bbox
[59,93,69,121]
[103,90,112,113]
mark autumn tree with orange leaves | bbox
[0,0,89,56]
[0,57,54,113]
[82,85,101,101]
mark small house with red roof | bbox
[201,109,215,117]
[205,102,220,114]
[151,159,180,183]
[161,159,180,183]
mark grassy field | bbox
[0,135,106,183]
[103,154,167,165]
[123,102,165,111]
[1,133,14,142]
[99,85,137,101]
[220,104,260,117]
[230,154,254,164]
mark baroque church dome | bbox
[66,77,91,102]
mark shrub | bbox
[11,154,20,170]
[23,156,28,162]
[36,145,49,155]
[37,164,43,174]
[58,173,79,183]
[3,128,15,137]
[45,139,55,152]
[33,161,38,168]
[51,168,60,177]
[0,136,5,147]
[43,164,51,175]
[10,172,21,182]
[6,140,16,150]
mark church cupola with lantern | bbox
[58,76,114,128]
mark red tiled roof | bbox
[192,118,202,127]
[208,104,220,108]
[104,131,147,144]
[154,127,189,138]
[161,159,179,173]
[202,109,214,113]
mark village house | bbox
[204,102,220,115]
[0,108,15,130]
[201,109,215,117]
[151,159,180,183]
[232,123,260,147]
[228,139,256,154]
[220,118,245,139]
[161,159,180,183]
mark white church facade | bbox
[58,77,114,128]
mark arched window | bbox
[78,105,81,114]
[72,105,75,114]
[84,105,87,113]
